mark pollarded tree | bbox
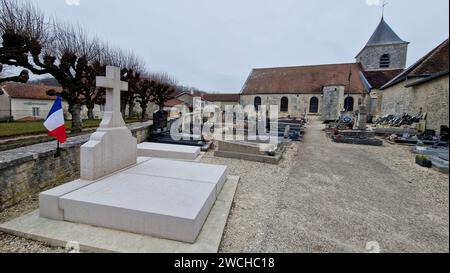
[40,21,104,132]
[134,73,152,122]
[0,0,102,132]
[134,72,177,122]
[0,0,49,83]
[150,72,178,111]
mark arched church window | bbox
[344,96,354,112]
[280,97,289,112]
[380,54,390,68]
[309,97,319,113]
[254,96,262,111]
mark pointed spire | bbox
[365,17,408,47]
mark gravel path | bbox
[256,119,449,253]
[201,142,298,253]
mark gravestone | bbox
[322,87,343,121]
[81,66,137,180]
[137,142,201,161]
[355,105,368,131]
[39,66,231,244]
[215,140,285,164]
[153,110,168,131]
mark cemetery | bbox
[0,0,448,255]
[214,140,285,164]
[0,66,238,252]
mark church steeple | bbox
[356,17,409,71]
[365,17,408,47]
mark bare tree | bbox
[150,72,178,110]
[134,73,153,122]
[133,72,177,122]
[1,0,148,129]
[0,0,50,83]
[38,21,105,131]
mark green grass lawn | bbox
[0,118,140,139]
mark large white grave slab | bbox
[40,158,228,243]
[137,142,200,160]
[60,173,216,243]
[2,176,239,253]
[126,159,227,196]
[81,66,137,181]
[37,65,229,245]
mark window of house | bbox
[344,97,354,112]
[280,97,289,112]
[100,104,106,112]
[254,96,262,111]
[380,54,390,68]
[309,97,319,113]
[32,107,40,117]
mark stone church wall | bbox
[357,43,408,70]
[241,94,323,117]
[241,92,363,119]
[380,76,449,133]
[412,76,449,133]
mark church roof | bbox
[356,18,409,58]
[203,93,240,102]
[240,63,365,95]
[365,17,408,47]
[381,38,449,89]
[362,69,404,89]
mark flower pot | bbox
[416,157,432,168]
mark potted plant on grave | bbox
[416,155,433,168]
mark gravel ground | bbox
[201,142,298,253]
[257,120,449,253]
[0,120,448,253]
[0,196,65,253]
[353,142,449,208]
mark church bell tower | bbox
[356,17,409,71]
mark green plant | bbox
[416,155,429,161]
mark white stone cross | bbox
[96,66,128,128]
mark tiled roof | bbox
[164,98,187,108]
[241,63,365,95]
[362,69,404,89]
[202,93,240,102]
[1,83,62,100]
[405,70,449,87]
[381,38,449,89]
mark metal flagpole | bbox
[55,141,61,158]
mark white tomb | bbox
[81,66,137,180]
[39,66,228,244]
[137,142,201,160]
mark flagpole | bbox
[55,141,61,158]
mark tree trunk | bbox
[128,99,135,118]
[87,103,95,120]
[120,93,128,116]
[71,104,83,134]
[141,105,148,122]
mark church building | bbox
[239,17,408,121]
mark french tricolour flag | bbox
[44,96,67,144]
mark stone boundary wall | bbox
[0,121,152,211]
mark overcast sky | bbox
[15,0,450,92]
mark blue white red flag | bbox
[44,96,67,144]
